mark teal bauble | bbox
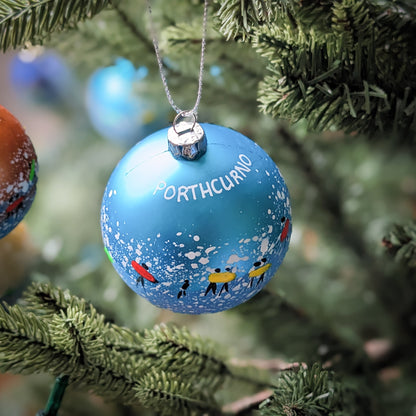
[101,123,291,314]
[86,58,170,146]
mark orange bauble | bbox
[0,105,38,239]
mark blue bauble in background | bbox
[86,58,170,146]
[10,49,74,107]
[101,124,292,314]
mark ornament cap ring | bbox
[168,113,207,161]
[172,111,197,135]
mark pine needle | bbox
[0,0,112,51]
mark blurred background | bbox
[0,1,415,413]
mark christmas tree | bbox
[0,0,415,415]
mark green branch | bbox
[0,281,375,414]
[136,370,221,416]
[112,1,155,54]
[111,1,259,109]
[215,0,276,41]
[0,0,112,51]
[143,325,229,390]
[258,364,359,416]
[37,375,69,416]
[383,221,416,268]
[0,283,281,414]
[214,0,416,136]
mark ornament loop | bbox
[172,111,197,135]
[147,0,208,115]
[168,112,206,161]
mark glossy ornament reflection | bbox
[101,123,291,313]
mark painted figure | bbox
[131,260,158,286]
[248,258,271,288]
[205,268,237,296]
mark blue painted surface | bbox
[101,124,292,313]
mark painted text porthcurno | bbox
[153,154,253,203]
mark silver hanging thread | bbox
[146,0,209,117]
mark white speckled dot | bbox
[185,251,201,260]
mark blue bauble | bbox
[101,124,292,313]
[86,58,170,146]
[10,50,73,106]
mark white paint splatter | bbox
[176,232,182,236]
[261,237,269,255]
[199,257,209,265]
[205,246,216,255]
[21,181,29,192]
[185,251,201,260]
[191,263,198,269]
[227,254,249,264]
[166,263,185,272]
[193,235,200,242]
[268,225,273,233]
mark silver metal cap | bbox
[167,112,207,160]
